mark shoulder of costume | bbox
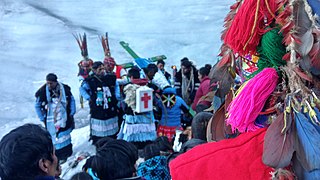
[62,83,70,89]
[35,84,46,97]
[175,71,182,80]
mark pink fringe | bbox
[226,68,278,133]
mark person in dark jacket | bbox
[80,61,120,144]
[0,124,59,180]
[174,58,200,106]
[35,73,76,161]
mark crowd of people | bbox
[1,44,319,179]
[0,47,216,180]
[3,0,320,178]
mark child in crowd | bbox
[137,144,171,180]
[156,87,193,142]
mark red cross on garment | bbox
[141,93,151,108]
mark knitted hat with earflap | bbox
[138,156,171,180]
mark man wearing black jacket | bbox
[35,73,76,162]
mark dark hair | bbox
[205,64,212,70]
[128,66,141,79]
[145,64,158,74]
[92,61,104,70]
[199,65,211,77]
[84,148,135,180]
[157,60,165,65]
[97,139,138,166]
[181,57,189,62]
[154,136,173,152]
[46,73,58,82]
[181,60,192,69]
[144,144,160,160]
[70,172,93,180]
[94,137,115,150]
[0,124,54,180]
[83,140,138,180]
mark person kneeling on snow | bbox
[0,124,59,180]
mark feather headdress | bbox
[100,32,111,58]
[73,33,89,60]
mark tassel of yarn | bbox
[224,0,278,56]
[249,28,287,77]
[226,68,279,133]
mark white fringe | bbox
[123,123,156,135]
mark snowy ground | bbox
[0,0,233,178]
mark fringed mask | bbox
[162,87,177,108]
[161,93,176,108]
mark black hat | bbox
[46,73,58,82]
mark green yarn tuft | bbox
[249,28,287,78]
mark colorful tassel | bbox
[224,0,279,56]
[250,28,287,77]
[226,68,279,133]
